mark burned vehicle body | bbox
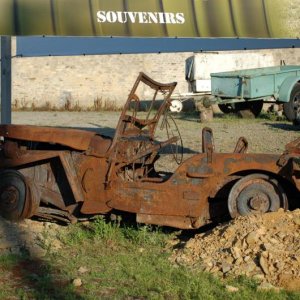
[0,73,299,229]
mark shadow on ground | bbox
[0,219,84,299]
[265,122,300,132]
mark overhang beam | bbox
[0,36,12,124]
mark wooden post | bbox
[0,36,12,124]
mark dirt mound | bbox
[172,209,300,291]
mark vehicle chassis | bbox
[0,73,299,229]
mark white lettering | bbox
[117,11,127,23]
[176,13,185,24]
[127,12,138,23]
[96,11,106,23]
[165,13,177,24]
[158,12,165,24]
[138,12,149,24]
[106,11,117,23]
[96,11,185,25]
[148,12,158,24]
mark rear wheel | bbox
[0,170,39,221]
[218,103,235,114]
[228,173,287,218]
[283,83,300,125]
[0,170,27,221]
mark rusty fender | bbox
[108,152,283,228]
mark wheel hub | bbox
[249,193,269,212]
[0,186,19,212]
[228,173,287,218]
[293,94,300,117]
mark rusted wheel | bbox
[0,170,39,221]
[0,170,27,221]
[228,174,287,218]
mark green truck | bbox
[210,65,300,124]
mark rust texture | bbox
[0,72,300,229]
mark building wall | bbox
[12,48,300,109]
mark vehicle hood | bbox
[0,124,100,151]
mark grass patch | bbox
[60,216,169,248]
[44,218,300,299]
[1,218,300,299]
[0,253,28,299]
[0,253,22,269]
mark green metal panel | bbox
[279,76,300,102]
[247,76,274,98]
[211,66,300,99]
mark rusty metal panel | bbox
[0,124,97,150]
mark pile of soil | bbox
[172,209,300,291]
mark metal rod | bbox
[0,36,12,124]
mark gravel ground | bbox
[12,110,300,164]
[12,111,299,152]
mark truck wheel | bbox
[283,83,300,125]
[218,104,234,114]
[235,101,263,118]
[0,170,39,221]
[228,174,287,218]
[0,170,27,221]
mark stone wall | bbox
[11,48,300,110]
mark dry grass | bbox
[12,97,121,112]
[93,97,120,112]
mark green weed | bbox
[59,223,92,246]
[1,221,300,299]
[0,253,21,269]
[123,224,168,247]
[91,216,122,241]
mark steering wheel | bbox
[160,113,183,164]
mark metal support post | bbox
[0,36,12,124]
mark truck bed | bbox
[211,65,300,99]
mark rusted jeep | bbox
[0,73,299,229]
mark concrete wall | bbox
[11,47,300,110]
